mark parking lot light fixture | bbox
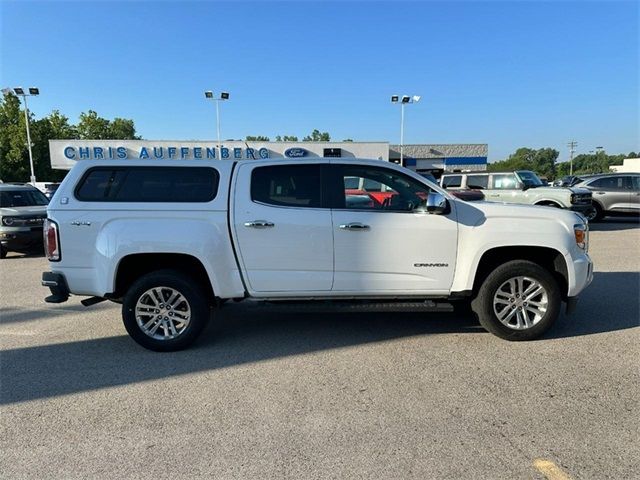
[6,86,39,184]
[391,94,421,167]
[204,90,230,153]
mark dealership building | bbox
[49,140,488,176]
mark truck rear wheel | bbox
[471,260,561,341]
[122,269,210,351]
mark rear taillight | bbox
[43,219,61,261]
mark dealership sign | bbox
[284,147,309,158]
[61,145,270,161]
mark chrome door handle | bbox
[488,194,499,197]
[339,222,370,230]
[244,220,275,228]
[595,192,606,195]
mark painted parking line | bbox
[533,459,572,480]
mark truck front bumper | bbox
[570,204,592,215]
[42,272,70,303]
[1,228,43,253]
[565,252,593,314]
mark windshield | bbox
[0,189,49,207]
[516,171,544,187]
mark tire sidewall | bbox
[122,270,210,351]
[473,260,561,341]
[589,203,604,222]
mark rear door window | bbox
[466,175,488,190]
[588,176,628,190]
[491,173,518,189]
[75,167,219,202]
[442,175,462,188]
[251,164,323,208]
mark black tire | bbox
[122,269,211,351]
[586,203,604,222]
[0,245,7,259]
[471,260,561,341]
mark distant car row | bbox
[552,173,640,221]
[439,170,639,221]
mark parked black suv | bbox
[0,184,49,258]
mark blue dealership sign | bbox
[284,147,309,158]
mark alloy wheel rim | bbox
[493,276,548,330]
[135,287,191,340]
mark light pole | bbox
[204,91,229,156]
[567,140,578,176]
[2,87,39,184]
[391,94,420,167]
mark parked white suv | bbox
[441,170,593,214]
[42,158,593,350]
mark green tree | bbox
[0,95,141,182]
[109,117,138,139]
[275,135,299,141]
[302,129,330,141]
[488,147,558,179]
[76,110,138,140]
[245,135,270,141]
[77,110,111,139]
[0,92,31,182]
[47,110,77,139]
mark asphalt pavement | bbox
[1,219,639,479]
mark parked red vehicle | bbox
[344,172,483,209]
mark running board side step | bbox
[81,296,108,307]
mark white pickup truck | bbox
[42,158,593,351]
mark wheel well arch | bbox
[472,246,568,299]
[534,200,562,208]
[112,253,215,302]
[590,198,604,210]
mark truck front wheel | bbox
[122,269,210,351]
[471,260,561,340]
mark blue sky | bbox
[1,0,638,161]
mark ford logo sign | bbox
[284,148,308,158]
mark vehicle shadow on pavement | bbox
[588,219,640,232]
[547,271,640,339]
[2,252,45,260]
[2,272,637,405]
[0,309,481,405]
[0,303,112,324]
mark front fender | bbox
[450,205,576,293]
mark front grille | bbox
[573,194,592,205]
[2,215,46,227]
[22,216,46,225]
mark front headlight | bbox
[1,216,17,226]
[574,224,588,251]
[570,194,576,204]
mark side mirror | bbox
[518,181,528,191]
[425,192,448,214]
